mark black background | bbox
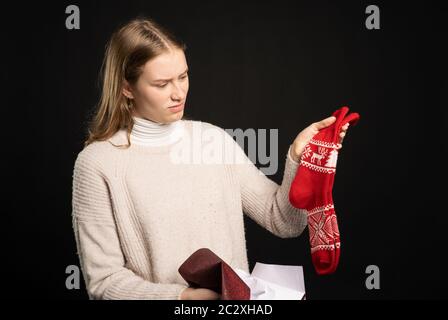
[3,0,447,299]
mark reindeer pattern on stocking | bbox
[300,139,341,174]
[310,147,328,165]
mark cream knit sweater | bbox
[71,119,307,300]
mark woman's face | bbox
[124,48,189,124]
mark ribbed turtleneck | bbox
[130,116,185,146]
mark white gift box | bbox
[234,263,306,300]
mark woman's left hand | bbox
[289,117,350,163]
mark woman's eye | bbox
[157,83,168,88]
[180,74,188,80]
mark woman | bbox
[72,17,350,300]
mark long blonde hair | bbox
[84,17,187,148]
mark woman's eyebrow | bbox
[153,68,189,82]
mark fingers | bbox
[314,117,350,137]
[339,132,345,144]
[314,116,336,130]
[339,125,349,143]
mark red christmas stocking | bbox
[289,106,360,275]
[326,108,360,273]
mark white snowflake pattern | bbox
[301,144,312,160]
[308,212,333,249]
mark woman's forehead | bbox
[142,49,188,81]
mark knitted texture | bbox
[72,120,308,299]
[289,106,360,275]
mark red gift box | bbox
[178,248,250,300]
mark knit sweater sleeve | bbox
[224,132,308,238]
[72,147,188,300]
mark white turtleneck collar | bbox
[130,116,185,147]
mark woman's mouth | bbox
[168,103,184,113]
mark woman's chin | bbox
[163,110,184,123]
[171,110,184,119]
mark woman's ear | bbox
[122,80,134,99]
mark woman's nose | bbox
[171,82,186,101]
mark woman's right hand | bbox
[180,287,221,300]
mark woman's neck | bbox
[130,116,185,146]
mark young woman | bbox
[72,17,350,300]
